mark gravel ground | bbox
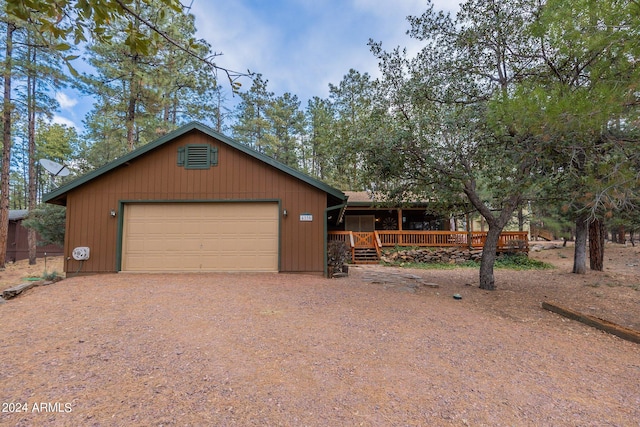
[1,244,639,426]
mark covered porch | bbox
[335,191,446,233]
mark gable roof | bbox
[43,122,347,206]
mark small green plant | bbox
[494,254,554,270]
[42,270,61,281]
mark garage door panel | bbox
[207,236,276,251]
[128,236,202,252]
[199,254,276,271]
[122,203,278,272]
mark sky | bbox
[54,0,461,131]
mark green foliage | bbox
[327,69,375,190]
[387,254,553,270]
[363,0,640,286]
[232,74,274,151]
[21,205,66,247]
[523,0,640,218]
[262,92,305,168]
[232,77,308,170]
[36,121,78,163]
[303,97,335,180]
[77,2,225,167]
[492,254,553,270]
[365,0,548,289]
[42,270,62,281]
[5,0,184,74]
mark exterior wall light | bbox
[110,209,117,217]
[283,209,288,217]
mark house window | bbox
[177,145,218,169]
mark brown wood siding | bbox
[5,220,64,262]
[63,130,328,274]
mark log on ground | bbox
[542,301,640,345]
[2,281,44,299]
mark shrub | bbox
[22,205,66,247]
[327,240,350,270]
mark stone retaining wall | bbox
[381,247,484,264]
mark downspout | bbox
[324,202,348,277]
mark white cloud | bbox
[51,115,80,131]
[55,92,78,110]
[192,2,275,75]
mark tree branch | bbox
[113,0,252,88]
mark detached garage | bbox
[44,122,347,275]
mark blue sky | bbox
[54,0,461,131]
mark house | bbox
[43,122,347,276]
[6,210,64,263]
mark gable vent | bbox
[178,144,218,169]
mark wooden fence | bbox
[329,230,529,251]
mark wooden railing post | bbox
[349,231,355,263]
[374,231,382,259]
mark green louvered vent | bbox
[178,145,218,169]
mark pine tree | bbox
[263,92,304,168]
[232,74,273,152]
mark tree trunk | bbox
[588,217,605,271]
[479,225,502,290]
[618,225,625,244]
[27,45,37,265]
[573,214,588,274]
[215,89,223,132]
[463,180,521,290]
[126,85,137,151]
[0,22,15,270]
[518,207,524,232]
[466,213,473,250]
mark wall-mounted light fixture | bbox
[110,209,117,217]
[283,209,288,217]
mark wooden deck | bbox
[328,230,529,264]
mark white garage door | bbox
[122,203,279,272]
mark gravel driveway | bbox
[1,267,639,426]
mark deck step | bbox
[353,247,380,264]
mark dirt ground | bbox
[1,242,639,426]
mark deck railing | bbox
[329,230,529,251]
[375,230,528,250]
